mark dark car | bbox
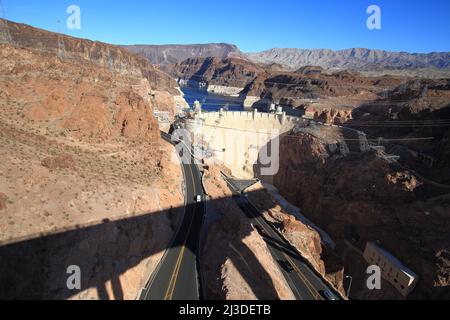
[254,225,265,235]
[319,289,339,300]
[278,260,295,273]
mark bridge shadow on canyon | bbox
[0,190,295,300]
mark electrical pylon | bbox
[0,0,13,44]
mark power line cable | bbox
[186,117,437,142]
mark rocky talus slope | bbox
[0,20,186,300]
[273,129,450,299]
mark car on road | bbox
[319,289,339,300]
[195,195,202,203]
[254,225,265,235]
[278,260,295,273]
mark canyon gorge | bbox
[0,18,449,301]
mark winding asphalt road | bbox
[224,177,342,300]
[140,131,205,300]
[140,131,339,300]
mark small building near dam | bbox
[363,241,419,297]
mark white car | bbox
[195,195,202,203]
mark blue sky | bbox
[3,0,450,53]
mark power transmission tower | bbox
[0,0,13,44]
[107,49,115,80]
[107,51,118,116]
[339,140,350,156]
[358,131,370,153]
[57,19,66,59]
[421,84,428,98]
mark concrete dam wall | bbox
[185,110,306,182]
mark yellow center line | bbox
[164,245,186,299]
[252,214,321,300]
[283,252,322,300]
[164,164,197,300]
[167,245,188,299]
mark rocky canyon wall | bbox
[273,129,450,299]
[0,20,186,299]
[2,18,184,117]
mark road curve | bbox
[140,131,205,300]
[140,131,339,300]
[225,177,342,300]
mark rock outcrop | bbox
[245,183,346,296]
[312,108,353,124]
[201,161,295,300]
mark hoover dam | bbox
[1,1,449,303]
[184,109,307,182]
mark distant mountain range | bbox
[246,48,450,71]
[123,43,450,76]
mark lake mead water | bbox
[180,86,245,112]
